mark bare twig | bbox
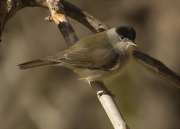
[62,0,110,33]
[46,0,78,46]
[90,81,130,129]
[133,49,180,87]
[0,0,47,37]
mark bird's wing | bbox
[47,33,119,69]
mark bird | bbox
[19,25,136,82]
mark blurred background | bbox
[0,0,179,129]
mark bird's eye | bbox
[119,36,124,40]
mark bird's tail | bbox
[18,59,59,70]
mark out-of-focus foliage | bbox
[0,1,179,129]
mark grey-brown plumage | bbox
[19,25,136,81]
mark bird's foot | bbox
[97,90,115,98]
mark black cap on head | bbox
[116,25,136,41]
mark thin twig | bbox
[90,81,130,129]
[46,0,78,46]
[133,49,180,87]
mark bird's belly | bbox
[78,55,132,82]
[97,62,126,80]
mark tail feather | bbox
[18,59,59,70]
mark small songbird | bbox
[19,25,136,82]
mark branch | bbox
[46,0,78,46]
[45,0,129,128]
[133,49,180,87]
[0,0,47,37]
[90,81,130,129]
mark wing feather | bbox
[47,32,119,69]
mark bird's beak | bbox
[122,38,137,46]
[127,40,137,47]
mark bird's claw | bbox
[97,90,115,98]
